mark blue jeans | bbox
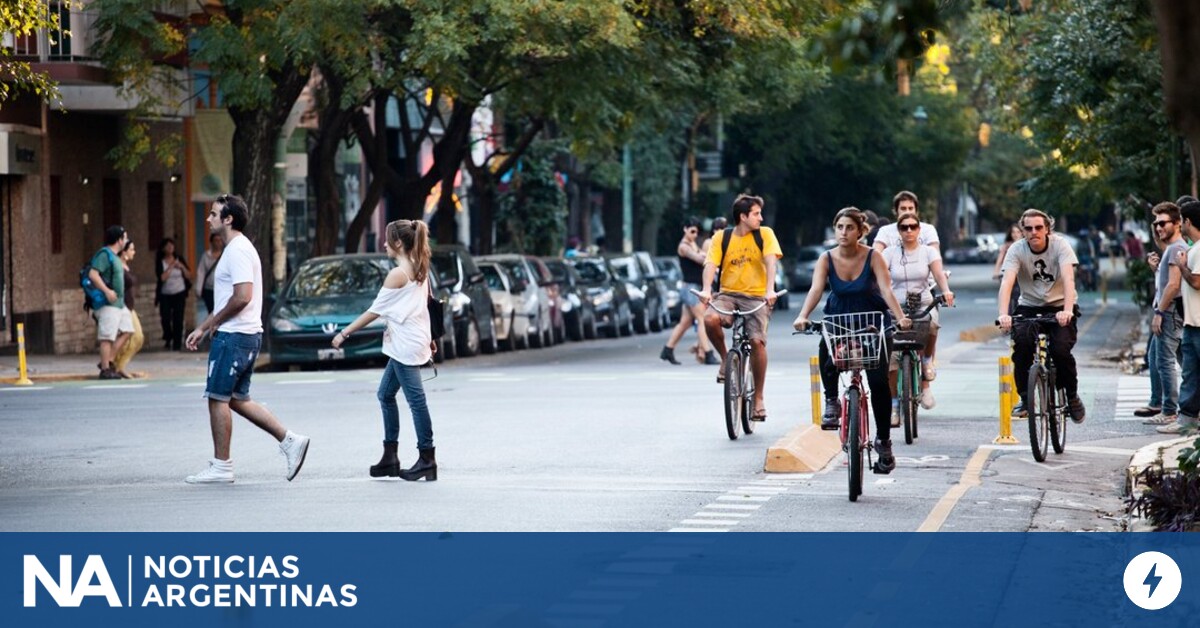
[378,359,434,450]
[1176,327,1200,424]
[1148,311,1183,415]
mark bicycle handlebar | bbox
[994,313,1061,327]
[689,289,788,317]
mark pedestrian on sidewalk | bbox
[195,232,224,317]
[661,217,719,366]
[1136,202,1187,425]
[112,240,145,379]
[183,194,309,484]
[333,219,439,482]
[1164,200,1200,435]
[89,225,134,380]
[155,238,192,351]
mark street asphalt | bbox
[0,263,1173,532]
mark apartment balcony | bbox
[5,1,194,115]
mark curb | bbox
[764,423,842,473]
[959,324,1001,343]
[1124,436,1194,496]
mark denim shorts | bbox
[205,332,261,402]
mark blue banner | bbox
[2,533,1193,626]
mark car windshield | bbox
[572,260,608,284]
[288,259,389,299]
[480,265,505,291]
[431,252,460,287]
[609,257,637,281]
[543,261,568,284]
[500,261,530,284]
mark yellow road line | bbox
[917,446,992,532]
[1077,301,1108,337]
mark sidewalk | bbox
[0,347,209,383]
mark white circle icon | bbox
[1123,551,1182,610]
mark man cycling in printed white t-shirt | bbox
[873,190,944,380]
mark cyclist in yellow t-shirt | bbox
[697,194,783,420]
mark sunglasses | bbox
[898,223,920,232]
[1022,224,1046,233]
[1153,220,1174,228]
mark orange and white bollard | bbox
[810,355,821,425]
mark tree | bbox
[1151,0,1200,196]
[0,0,73,108]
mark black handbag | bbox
[428,288,445,340]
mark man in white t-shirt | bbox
[183,194,310,484]
[872,191,941,254]
[1166,200,1200,434]
[997,208,1086,424]
[873,191,945,378]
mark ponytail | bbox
[411,221,430,283]
[385,219,431,284]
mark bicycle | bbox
[997,313,1068,462]
[796,311,887,502]
[892,292,948,445]
[696,289,787,440]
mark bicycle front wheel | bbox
[847,387,863,502]
[899,352,916,445]
[740,351,755,435]
[723,350,744,440]
[1051,386,1067,454]
[1027,366,1050,462]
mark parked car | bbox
[431,244,497,357]
[791,245,825,291]
[774,264,791,310]
[943,234,1000,264]
[477,254,554,348]
[268,254,393,367]
[526,256,567,344]
[653,256,684,324]
[478,261,532,350]
[605,252,670,334]
[542,257,598,341]
[569,256,634,338]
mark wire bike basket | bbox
[821,311,886,371]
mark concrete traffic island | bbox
[764,423,842,473]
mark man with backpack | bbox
[88,225,134,380]
[697,194,783,421]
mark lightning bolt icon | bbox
[1144,563,1162,598]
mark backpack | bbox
[80,248,117,313]
[714,227,764,291]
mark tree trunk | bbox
[229,108,286,294]
[309,69,356,258]
[1151,0,1200,198]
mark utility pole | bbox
[622,143,632,253]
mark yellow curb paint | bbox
[764,424,842,473]
[917,446,992,532]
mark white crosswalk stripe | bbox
[1114,375,1153,421]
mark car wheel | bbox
[634,306,649,334]
[567,312,584,342]
[433,337,446,363]
[620,305,634,337]
[585,315,598,340]
[458,316,481,357]
[481,310,498,354]
[443,330,457,360]
[529,316,544,348]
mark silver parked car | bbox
[478,261,533,351]
[476,254,554,348]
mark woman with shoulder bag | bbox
[333,219,439,481]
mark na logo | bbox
[23,555,122,607]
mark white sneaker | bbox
[280,431,310,481]
[186,459,234,484]
[920,389,936,410]
[890,407,901,428]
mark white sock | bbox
[212,458,232,469]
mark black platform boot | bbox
[369,442,400,477]
[399,447,437,482]
[660,346,681,365]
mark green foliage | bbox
[727,70,973,249]
[0,0,75,108]
[1126,258,1155,309]
[1128,462,1200,532]
[812,0,945,78]
[496,140,569,256]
